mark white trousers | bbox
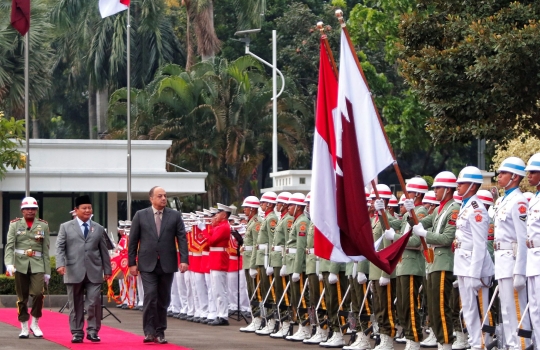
[457,276,490,349]
[528,275,540,346]
[211,270,229,319]
[136,274,144,306]
[170,272,181,313]
[193,272,208,318]
[205,273,217,319]
[182,271,194,316]
[498,277,530,350]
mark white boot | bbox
[395,326,404,341]
[270,321,290,338]
[441,343,452,350]
[421,329,438,348]
[304,327,329,344]
[19,321,29,339]
[30,317,43,337]
[239,316,262,332]
[374,334,394,350]
[255,318,276,335]
[452,332,469,350]
[409,340,421,350]
[396,334,408,344]
[286,324,311,341]
[320,331,345,348]
[344,331,372,350]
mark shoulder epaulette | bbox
[38,218,48,224]
[10,217,20,223]
[471,201,479,209]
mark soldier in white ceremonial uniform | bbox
[494,157,530,350]
[454,166,494,350]
[525,153,540,344]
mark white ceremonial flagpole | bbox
[24,30,30,197]
[126,6,132,220]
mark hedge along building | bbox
[0,139,207,270]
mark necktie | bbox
[83,223,89,239]
[155,211,162,236]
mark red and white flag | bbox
[99,0,130,18]
[313,32,410,274]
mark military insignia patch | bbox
[471,201,479,209]
[299,223,307,232]
[10,218,20,223]
[519,205,527,214]
[255,223,261,231]
[270,220,277,228]
[475,214,482,222]
[451,210,459,220]
[287,221,293,228]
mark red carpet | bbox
[0,309,191,349]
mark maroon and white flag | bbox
[312,32,410,273]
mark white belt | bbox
[192,252,202,256]
[257,244,268,250]
[202,251,210,256]
[307,248,315,254]
[287,248,297,254]
[210,247,226,252]
[455,241,473,251]
[243,246,253,251]
[15,249,42,257]
[493,241,515,251]
[272,245,284,252]
[188,252,193,256]
[229,256,238,260]
[526,239,540,249]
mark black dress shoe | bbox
[173,313,180,319]
[206,318,215,325]
[186,316,194,322]
[155,336,168,344]
[167,311,174,317]
[143,334,155,343]
[209,317,229,326]
[201,318,208,324]
[121,304,129,309]
[193,317,200,323]
[115,304,123,308]
[86,333,101,342]
[71,335,83,343]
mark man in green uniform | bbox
[285,193,311,341]
[384,177,429,350]
[4,197,50,338]
[269,192,295,338]
[405,171,460,350]
[370,185,402,350]
[253,192,279,335]
[239,196,262,333]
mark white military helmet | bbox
[422,191,439,205]
[457,166,484,184]
[260,191,278,204]
[523,192,534,202]
[398,194,406,205]
[525,153,540,172]
[406,177,429,194]
[476,190,494,206]
[453,191,462,204]
[305,191,312,203]
[498,156,526,177]
[388,195,398,207]
[365,187,371,201]
[242,196,260,208]
[288,192,307,206]
[432,171,457,188]
[369,184,393,199]
[277,192,292,203]
[21,197,38,209]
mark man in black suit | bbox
[128,186,189,344]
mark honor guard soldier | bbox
[190,212,210,323]
[525,153,540,345]
[4,197,50,338]
[493,157,530,350]
[285,193,311,341]
[270,192,294,338]
[454,167,494,350]
[384,177,429,350]
[405,171,460,350]
[388,195,400,219]
[253,192,279,335]
[239,196,262,332]
[371,184,402,350]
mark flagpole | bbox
[126,6,132,220]
[334,10,431,262]
[317,22,393,232]
[24,31,30,197]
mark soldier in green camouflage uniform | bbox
[4,197,50,338]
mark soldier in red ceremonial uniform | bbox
[202,203,233,326]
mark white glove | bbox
[412,223,427,238]
[197,221,206,231]
[280,265,287,276]
[469,277,483,291]
[292,273,300,282]
[6,265,16,275]
[357,272,367,285]
[249,268,258,278]
[452,280,459,288]
[403,199,415,211]
[44,274,50,285]
[513,274,526,291]
[329,273,338,284]
[373,199,385,211]
[318,273,323,281]
[379,276,390,286]
[384,228,396,241]
[237,225,246,234]
[266,266,273,276]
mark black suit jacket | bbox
[128,207,188,274]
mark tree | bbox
[398,0,540,144]
[0,111,26,178]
